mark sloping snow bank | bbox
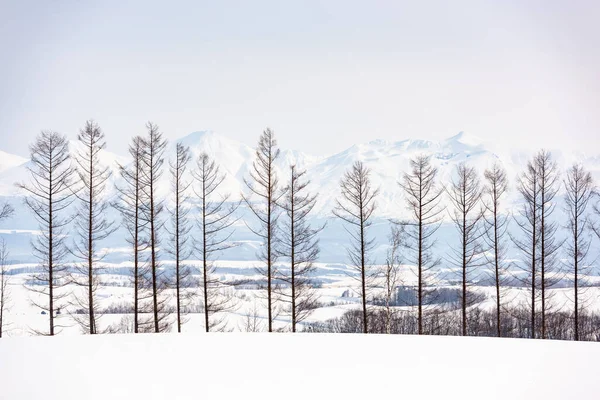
[0,333,598,400]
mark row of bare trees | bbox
[332,151,600,340]
[243,128,323,332]
[14,124,322,334]
[113,123,241,333]
[308,305,600,341]
[8,121,600,338]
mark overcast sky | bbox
[1,0,599,157]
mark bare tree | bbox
[380,226,404,334]
[240,301,264,333]
[16,131,75,335]
[166,143,192,333]
[512,151,562,339]
[276,165,323,332]
[193,153,239,332]
[70,120,116,334]
[0,203,14,222]
[512,159,540,338]
[0,205,12,337]
[333,161,379,334]
[139,122,170,333]
[0,239,11,337]
[114,136,150,333]
[535,150,562,339]
[564,163,593,341]
[0,209,12,336]
[243,128,282,332]
[446,163,485,336]
[483,162,510,337]
[399,155,444,335]
[593,191,600,250]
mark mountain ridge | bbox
[2,130,599,217]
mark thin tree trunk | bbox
[360,191,368,334]
[290,171,296,333]
[87,140,95,334]
[49,153,54,336]
[267,153,273,333]
[494,196,500,337]
[462,195,467,337]
[541,175,546,339]
[176,187,181,333]
[134,162,140,334]
[574,211,579,341]
[418,183,423,335]
[531,176,536,339]
[201,173,209,332]
[150,145,159,333]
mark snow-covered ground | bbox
[1,332,598,400]
[3,258,600,336]
[0,260,366,335]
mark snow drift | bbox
[0,333,598,400]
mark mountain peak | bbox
[178,130,219,144]
[367,138,390,146]
[0,150,28,173]
[445,131,484,147]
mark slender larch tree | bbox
[115,135,150,333]
[276,165,323,332]
[193,153,239,332]
[511,158,540,339]
[139,122,170,333]
[446,163,485,336]
[17,131,75,335]
[482,162,509,337]
[167,143,192,333]
[243,128,282,332]
[70,120,116,334]
[333,161,379,334]
[399,155,444,335]
[535,150,562,339]
[564,163,593,341]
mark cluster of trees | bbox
[0,203,14,337]
[3,121,600,340]
[10,122,322,335]
[307,306,600,341]
[333,152,600,341]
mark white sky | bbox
[1,0,599,157]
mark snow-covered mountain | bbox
[0,141,127,197]
[2,130,600,216]
[0,150,27,173]
[1,130,599,263]
[305,131,506,217]
[171,130,324,197]
[0,150,28,194]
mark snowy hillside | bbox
[0,150,28,195]
[0,150,27,173]
[67,139,129,198]
[0,333,598,400]
[168,130,323,200]
[0,141,127,197]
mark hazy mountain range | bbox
[1,130,599,263]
